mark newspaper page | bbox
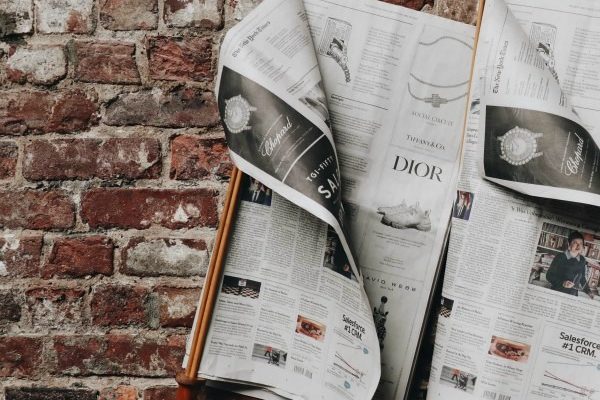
[428,1,600,399]
[302,1,474,398]
[475,0,600,206]
[197,177,378,400]
[185,0,475,399]
[199,0,381,398]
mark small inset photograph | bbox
[323,227,358,282]
[240,175,272,207]
[488,336,530,363]
[529,222,600,301]
[452,191,474,221]
[439,296,454,318]
[373,296,389,350]
[439,365,477,393]
[251,343,287,368]
[221,275,261,299]
[295,315,326,342]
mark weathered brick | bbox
[225,0,261,23]
[90,284,154,327]
[0,90,99,135]
[74,42,140,84]
[0,337,43,377]
[81,188,219,229]
[156,286,198,327]
[6,46,67,85]
[5,387,98,400]
[0,236,43,277]
[425,0,477,24]
[122,238,207,277]
[100,0,158,30]
[104,88,219,128]
[163,0,223,29]
[170,136,231,180]
[35,0,95,33]
[23,138,161,181]
[0,191,75,230]
[99,385,137,400]
[147,36,212,82]
[53,334,185,377]
[0,0,33,36]
[25,287,86,328]
[143,387,176,400]
[43,236,113,278]
[381,0,430,8]
[0,141,18,179]
[0,291,21,325]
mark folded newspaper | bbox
[183,0,600,399]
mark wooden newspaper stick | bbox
[176,166,243,400]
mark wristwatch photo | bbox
[224,94,256,134]
[498,126,544,166]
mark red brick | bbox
[163,0,222,29]
[74,42,140,84]
[0,191,75,230]
[0,141,18,179]
[0,90,99,135]
[147,36,212,82]
[104,87,219,128]
[156,286,198,327]
[43,236,113,278]
[90,284,153,327]
[170,135,231,180]
[35,0,95,34]
[25,287,86,328]
[0,235,43,277]
[143,387,176,400]
[81,188,218,229]
[6,46,67,85]
[23,138,161,181]
[0,337,43,377]
[99,385,137,400]
[0,291,21,324]
[5,387,98,400]
[121,237,207,277]
[100,0,158,30]
[53,334,186,377]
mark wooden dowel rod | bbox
[189,167,243,377]
[185,167,242,380]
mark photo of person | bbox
[529,222,600,301]
[439,365,477,393]
[323,227,358,282]
[295,315,326,342]
[251,343,287,368]
[221,275,261,299]
[488,336,530,363]
[240,175,272,206]
[452,191,473,221]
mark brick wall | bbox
[0,0,476,399]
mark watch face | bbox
[224,95,252,134]
[499,127,541,166]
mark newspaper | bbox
[182,0,475,399]
[475,0,600,206]
[427,0,600,399]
